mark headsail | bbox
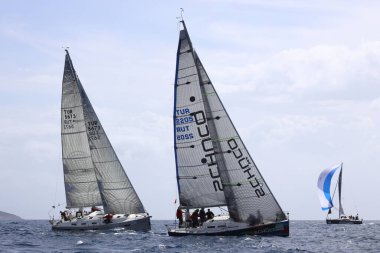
[174,21,286,225]
[193,37,285,225]
[317,163,341,211]
[61,51,102,208]
[78,80,145,214]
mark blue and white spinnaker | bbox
[317,164,341,211]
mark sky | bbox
[1,0,380,220]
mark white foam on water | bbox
[158,244,167,249]
[76,240,84,245]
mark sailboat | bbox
[167,20,289,236]
[317,163,362,224]
[50,50,151,231]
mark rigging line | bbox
[175,137,244,149]
[177,73,197,79]
[61,130,87,135]
[176,100,204,108]
[176,8,184,31]
[63,155,91,160]
[205,108,225,114]
[89,145,113,150]
[205,91,217,96]
[178,65,196,71]
[174,135,240,148]
[174,114,192,119]
[222,178,264,187]
[61,104,85,110]
[180,8,184,21]
[53,158,60,212]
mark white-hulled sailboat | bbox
[166,20,289,237]
[50,50,151,231]
[317,163,362,224]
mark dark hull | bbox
[168,220,289,237]
[326,219,362,224]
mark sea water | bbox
[0,220,378,252]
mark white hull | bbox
[51,212,151,231]
[167,216,289,236]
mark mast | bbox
[338,162,344,218]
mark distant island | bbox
[0,211,22,220]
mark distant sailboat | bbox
[50,50,151,230]
[166,20,289,236]
[317,163,362,224]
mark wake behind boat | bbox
[167,19,289,237]
[50,50,150,231]
[317,163,362,224]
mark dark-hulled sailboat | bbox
[167,20,289,236]
[317,163,362,224]
[50,50,151,231]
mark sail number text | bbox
[63,109,76,129]
[87,121,101,140]
[175,108,194,140]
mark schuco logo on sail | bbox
[227,139,265,198]
[192,110,223,192]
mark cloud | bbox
[207,42,380,101]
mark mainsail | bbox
[317,163,343,212]
[173,24,226,208]
[61,51,145,214]
[61,51,102,208]
[173,21,286,225]
[337,166,345,217]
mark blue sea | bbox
[0,220,378,252]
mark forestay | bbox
[317,164,341,211]
[61,52,102,208]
